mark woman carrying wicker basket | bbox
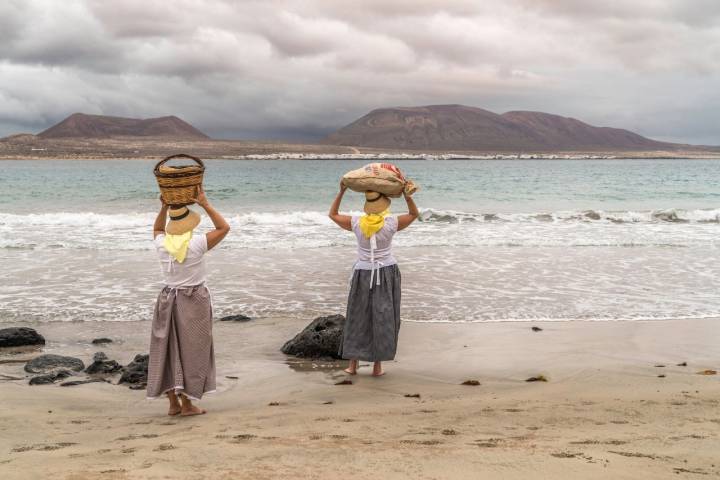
[329,181,419,376]
[147,186,229,416]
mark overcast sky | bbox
[1,0,719,144]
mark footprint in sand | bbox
[607,450,671,461]
[224,434,256,443]
[115,434,159,441]
[673,467,709,475]
[400,439,443,446]
[12,442,77,453]
[11,445,34,453]
[154,444,176,452]
[569,439,628,446]
[551,451,582,458]
[471,438,502,448]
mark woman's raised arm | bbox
[329,180,352,231]
[397,192,419,231]
[195,187,230,250]
[153,199,169,238]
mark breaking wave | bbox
[418,207,720,224]
[2,207,720,250]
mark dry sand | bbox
[1,318,719,479]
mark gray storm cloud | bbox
[0,0,718,144]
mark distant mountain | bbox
[38,113,209,139]
[322,104,684,151]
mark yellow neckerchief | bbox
[359,209,390,238]
[163,231,193,263]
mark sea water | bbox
[1,158,720,323]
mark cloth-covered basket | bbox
[342,163,418,198]
[154,154,205,206]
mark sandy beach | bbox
[1,317,719,479]
[3,1,720,479]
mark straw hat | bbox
[166,206,201,235]
[364,191,391,215]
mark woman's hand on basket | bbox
[194,186,210,209]
[339,179,347,193]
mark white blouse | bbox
[154,233,208,288]
[351,216,398,287]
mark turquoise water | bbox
[4,158,720,214]
[2,158,720,323]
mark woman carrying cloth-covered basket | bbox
[329,169,419,377]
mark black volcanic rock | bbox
[24,354,85,374]
[38,113,209,140]
[323,104,679,151]
[29,369,74,385]
[60,378,107,387]
[91,338,113,345]
[119,354,149,386]
[219,314,252,322]
[85,352,122,375]
[281,314,345,359]
[0,327,45,348]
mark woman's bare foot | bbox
[180,405,207,416]
[167,391,181,416]
[178,394,207,416]
[372,361,385,377]
[344,359,358,375]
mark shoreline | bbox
[1,137,719,161]
[1,317,719,478]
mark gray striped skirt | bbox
[146,285,216,401]
[339,264,402,362]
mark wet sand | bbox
[1,318,719,479]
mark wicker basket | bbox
[154,154,205,206]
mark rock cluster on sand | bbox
[85,352,122,375]
[0,327,45,348]
[119,354,149,388]
[26,351,148,387]
[8,327,149,388]
[281,314,345,359]
[24,354,85,374]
